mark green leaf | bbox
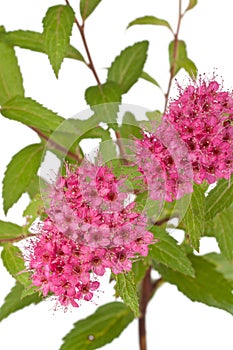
[140,71,161,88]
[181,184,205,251]
[0,40,24,105]
[127,15,172,32]
[107,41,149,94]
[169,40,197,78]
[119,112,142,139]
[0,220,22,242]
[3,143,44,214]
[23,194,44,229]
[204,253,233,285]
[80,0,102,20]
[132,259,149,284]
[149,227,195,277]
[1,96,64,133]
[85,82,122,124]
[43,5,75,77]
[60,302,134,350]
[1,244,32,288]
[154,254,233,315]
[0,30,85,62]
[0,282,41,322]
[209,207,233,261]
[185,0,198,12]
[114,271,139,317]
[205,177,233,220]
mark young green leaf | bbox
[181,184,205,251]
[60,302,134,350]
[140,71,161,88]
[208,207,233,261]
[0,41,24,105]
[127,15,172,32]
[114,271,139,317]
[1,96,64,133]
[80,0,102,20]
[154,254,233,315]
[85,81,122,124]
[1,244,32,288]
[43,5,75,77]
[0,282,41,323]
[0,220,22,242]
[169,40,197,78]
[107,41,149,94]
[0,30,85,62]
[149,227,195,277]
[185,0,198,12]
[205,177,233,220]
[3,143,44,214]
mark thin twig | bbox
[65,0,101,86]
[164,0,183,112]
[30,127,82,163]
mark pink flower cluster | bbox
[165,79,233,184]
[136,78,233,200]
[135,121,193,202]
[28,162,153,307]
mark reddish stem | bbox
[65,0,101,86]
[30,127,82,163]
[164,0,183,112]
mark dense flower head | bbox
[135,77,233,201]
[165,78,233,184]
[135,121,193,202]
[28,161,153,308]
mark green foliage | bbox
[1,96,64,133]
[60,302,134,350]
[0,30,85,62]
[140,71,161,89]
[181,184,205,251]
[119,112,142,139]
[3,143,44,214]
[0,220,22,242]
[43,5,75,77]
[154,254,233,315]
[205,177,233,220]
[1,244,32,289]
[0,39,24,105]
[107,41,149,94]
[204,253,233,285]
[85,82,122,124]
[80,0,102,20]
[207,207,233,261]
[114,271,139,317]
[185,0,198,12]
[169,40,197,78]
[0,282,41,323]
[149,227,195,277]
[132,259,149,284]
[127,15,172,32]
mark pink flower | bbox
[165,78,233,184]
[27,161,154,308]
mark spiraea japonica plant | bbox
[0,0,233,349]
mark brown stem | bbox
[115,130,130,165]
[30,127,82,163]
[139,267,163,350]
[0,233,36,244]
[164,0,183,112]
[65,0,101,86]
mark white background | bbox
[0,0,233,349]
